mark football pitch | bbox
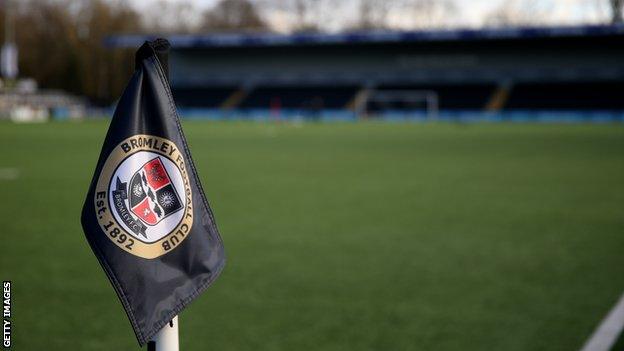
[1,120,624,350]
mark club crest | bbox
[94,135,193,259]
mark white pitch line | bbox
[580,292,624,351]
[0,168,19,180]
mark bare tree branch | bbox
[200,0,268,32]
[611,0,624,23]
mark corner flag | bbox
[80,39,225,346]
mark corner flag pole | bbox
[146,39,179,351]
[148,316,179,351]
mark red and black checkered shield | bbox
[128,157,182,226]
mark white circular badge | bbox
[95,135,193,259]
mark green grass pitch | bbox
[1,120,623,350]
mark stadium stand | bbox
[171,86,237,108]
[505,81,624,110]
[107,25,624,121]
[240,86,358,109]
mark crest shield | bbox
[128,157,183,226]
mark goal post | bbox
[354,89,439,120]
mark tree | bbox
[290,0,321,33]
[485,0,550,27]
[611,0,623,23]
[350,0,456,30]
[73,0,143,104]
[402,0,457,29]
[200,0,268,32]
[9,0,142,105]
[355,0,392,29]
[141,0,197,34]
[255,0,322,33]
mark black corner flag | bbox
[81,39,225,346]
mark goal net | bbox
[354,89,439,120]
